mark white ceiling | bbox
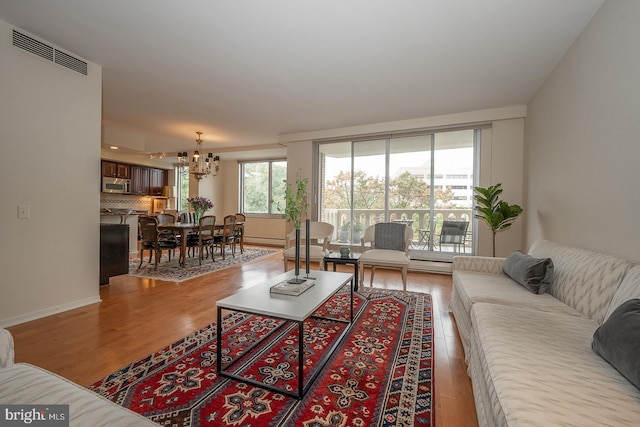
[0,0,604,159]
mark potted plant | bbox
[473,183,523,257]
[276,172,309,283]
[339,222,350,242]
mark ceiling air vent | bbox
[12,29,87,76]
[12,29,53,61]
[54,49,87,75]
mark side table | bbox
[324,252,360,291]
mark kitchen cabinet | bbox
[149,168,167,196]
[101,160,130,179]
[100,223,129,285]
[130,165,150,195]
[130,165,167,196]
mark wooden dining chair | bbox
[178,212,198,257]
[186,215,216,265]
[234,213,246,254]
[156,213,178,257]
[138,216,179,270]
[213,215,236,260]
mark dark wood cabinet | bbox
[129,165,167,196]
[130,165,150,195]
[100,223,129,285]
[149,168,167,196]
[101,160,130,179]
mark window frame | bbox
[239,159,287,217]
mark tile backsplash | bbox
[100,194,152,213]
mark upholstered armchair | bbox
[283,221,334,271]
[359,222,412,291]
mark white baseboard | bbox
[0,296,102,328]
[409,259,453,274]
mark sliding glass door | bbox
[318,128,477,260]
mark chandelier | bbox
[177,131,220,181]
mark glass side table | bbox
[323,252,361,291]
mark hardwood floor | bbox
[7,247,478,426]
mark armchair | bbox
[283,221,334,271]
[438,220,469,253]
[359,222,412,292]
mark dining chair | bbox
[234,213,246,254]
[358,222,412,292]
[138,216,179,270]
[156,213,178,257]
[178,212,197,224]
[282,221,334,272]
[178,212,199,257]
[213,215,236,260]
[186,215,216,265]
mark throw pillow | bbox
[502,250,554,294]
[592,299,640,391]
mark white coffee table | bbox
[216,270,353,399]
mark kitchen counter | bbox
[100,210,146,255]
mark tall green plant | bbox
[277,172,309,229]
[473,183,523,257]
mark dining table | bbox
[158,221,244,267]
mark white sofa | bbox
[450,240,640,426]
[0,328,156,426]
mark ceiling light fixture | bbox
[177,131,220,181]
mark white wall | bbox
[0,21,103,326]
[525,0,640,263]
[477,119,526,256]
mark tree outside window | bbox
[241,161,286,215]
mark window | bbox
[177,166,189,211]
[240,161,287,215]
[317,128,479,260]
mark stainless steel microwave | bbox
[102,177,131,194]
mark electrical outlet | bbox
[18,205,30,219]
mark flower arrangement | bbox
[187,196,213,218]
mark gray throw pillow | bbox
[502,250,554,294]
[592,299,640,391]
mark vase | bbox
[287,228,306,284]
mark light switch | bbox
[18,205,30,219]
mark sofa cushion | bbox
[502,250,554,294]
[593,299,640,390]
[529,240,633,324]
[469,303,640,426]
[283,245,329,260]
[453,271,581,318]
[0,363,156,426]
[359,249,409,267]
[450,270,582,363]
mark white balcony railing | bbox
[322,208,473,253]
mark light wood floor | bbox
[7,247,478,426]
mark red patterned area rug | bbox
[88,289,434,426]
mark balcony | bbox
[323,208,474,254]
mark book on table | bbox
[270,279,315,296]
